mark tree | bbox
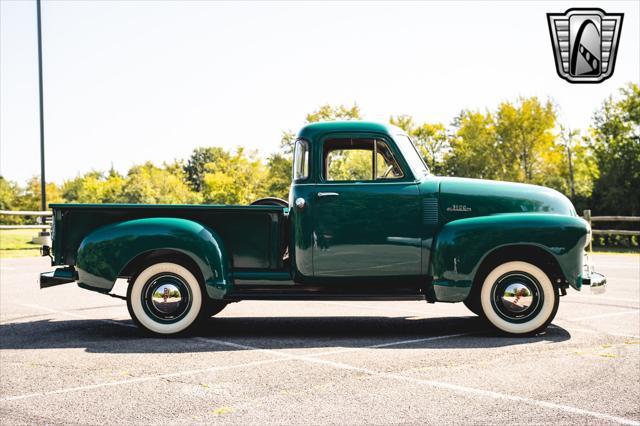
[388,115,415,133]
[494,97,557,183]
[390,115,449,174]
[183,147,230,192]
[0,177,23,224]
[447,110,498,179]
[63,171,123,204]
[19,176,63,211]
[265,153,292,200]
[590,83,640,215]
[201,148,268,204]
[0,177,21,211]
[122,162,201,204]
[305,104,361,123]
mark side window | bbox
[323,138,404,181]
[293,139,309,180]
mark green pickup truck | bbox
[40,121,605,336]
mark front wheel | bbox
[479,261,559,335]
[127,262,206,335]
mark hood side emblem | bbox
[446,204,472,213]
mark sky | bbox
[1,0,639,184]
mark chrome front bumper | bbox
[582,253,607,294]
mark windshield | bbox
[394,134,429,177]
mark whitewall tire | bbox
[480,261,559,335]
[127,262,204,335]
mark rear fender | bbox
[430,213,589,302]
[76,217,231,299]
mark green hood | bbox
[433,177,576,221]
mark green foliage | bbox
[494,97,556,183]
[590,83,640,215]
[265,153,292,200]
[183,147,230,192]
[446,98,594,201]
[63,163,200,204]
[446,111,498,179]
[390,116,449,174]
[121,162,201,204]
[201,148,268,205]
[63,171,124,203]
[0,177,21,211]
[305,104,361,123]
[0,177,23,224]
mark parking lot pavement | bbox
[0,254,638,425]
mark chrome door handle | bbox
[317,192,340,198]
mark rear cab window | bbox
[293,139,309,181]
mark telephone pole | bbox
[36,0,46,212]
[35,0,49,243]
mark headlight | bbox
[585,227,592,248]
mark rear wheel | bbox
[479,261,559,335]
[127,262,206,335]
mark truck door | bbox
[312,136,422,278]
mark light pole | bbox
[35,0,50,243]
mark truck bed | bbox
[50,203,288,271]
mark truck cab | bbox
[40,121,606,336]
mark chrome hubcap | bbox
[491,272,543,323]
[142,274,192,323]
[151,283,184,315]
[500,283,534,313]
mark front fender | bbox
[76,217,231,299]
[430,213,588,302]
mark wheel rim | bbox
[141,273,192,324]
[490,272,543,323]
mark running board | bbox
[225,292,426,301]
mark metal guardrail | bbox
[583,209,640,252]
[0,210,51,230]
[0,210,52,216]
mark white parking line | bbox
[2,303,472,401]
[4,303,639,425]
[1,357,286,402]
[198,336,640,425]
[567,309,639,321]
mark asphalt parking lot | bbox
[1,254,639,425]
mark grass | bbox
[591,247,640,255]
[0,229,43,258]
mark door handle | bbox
[317,192,340,198]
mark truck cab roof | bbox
[296,121,406,141]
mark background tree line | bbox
[1,83,638,226]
